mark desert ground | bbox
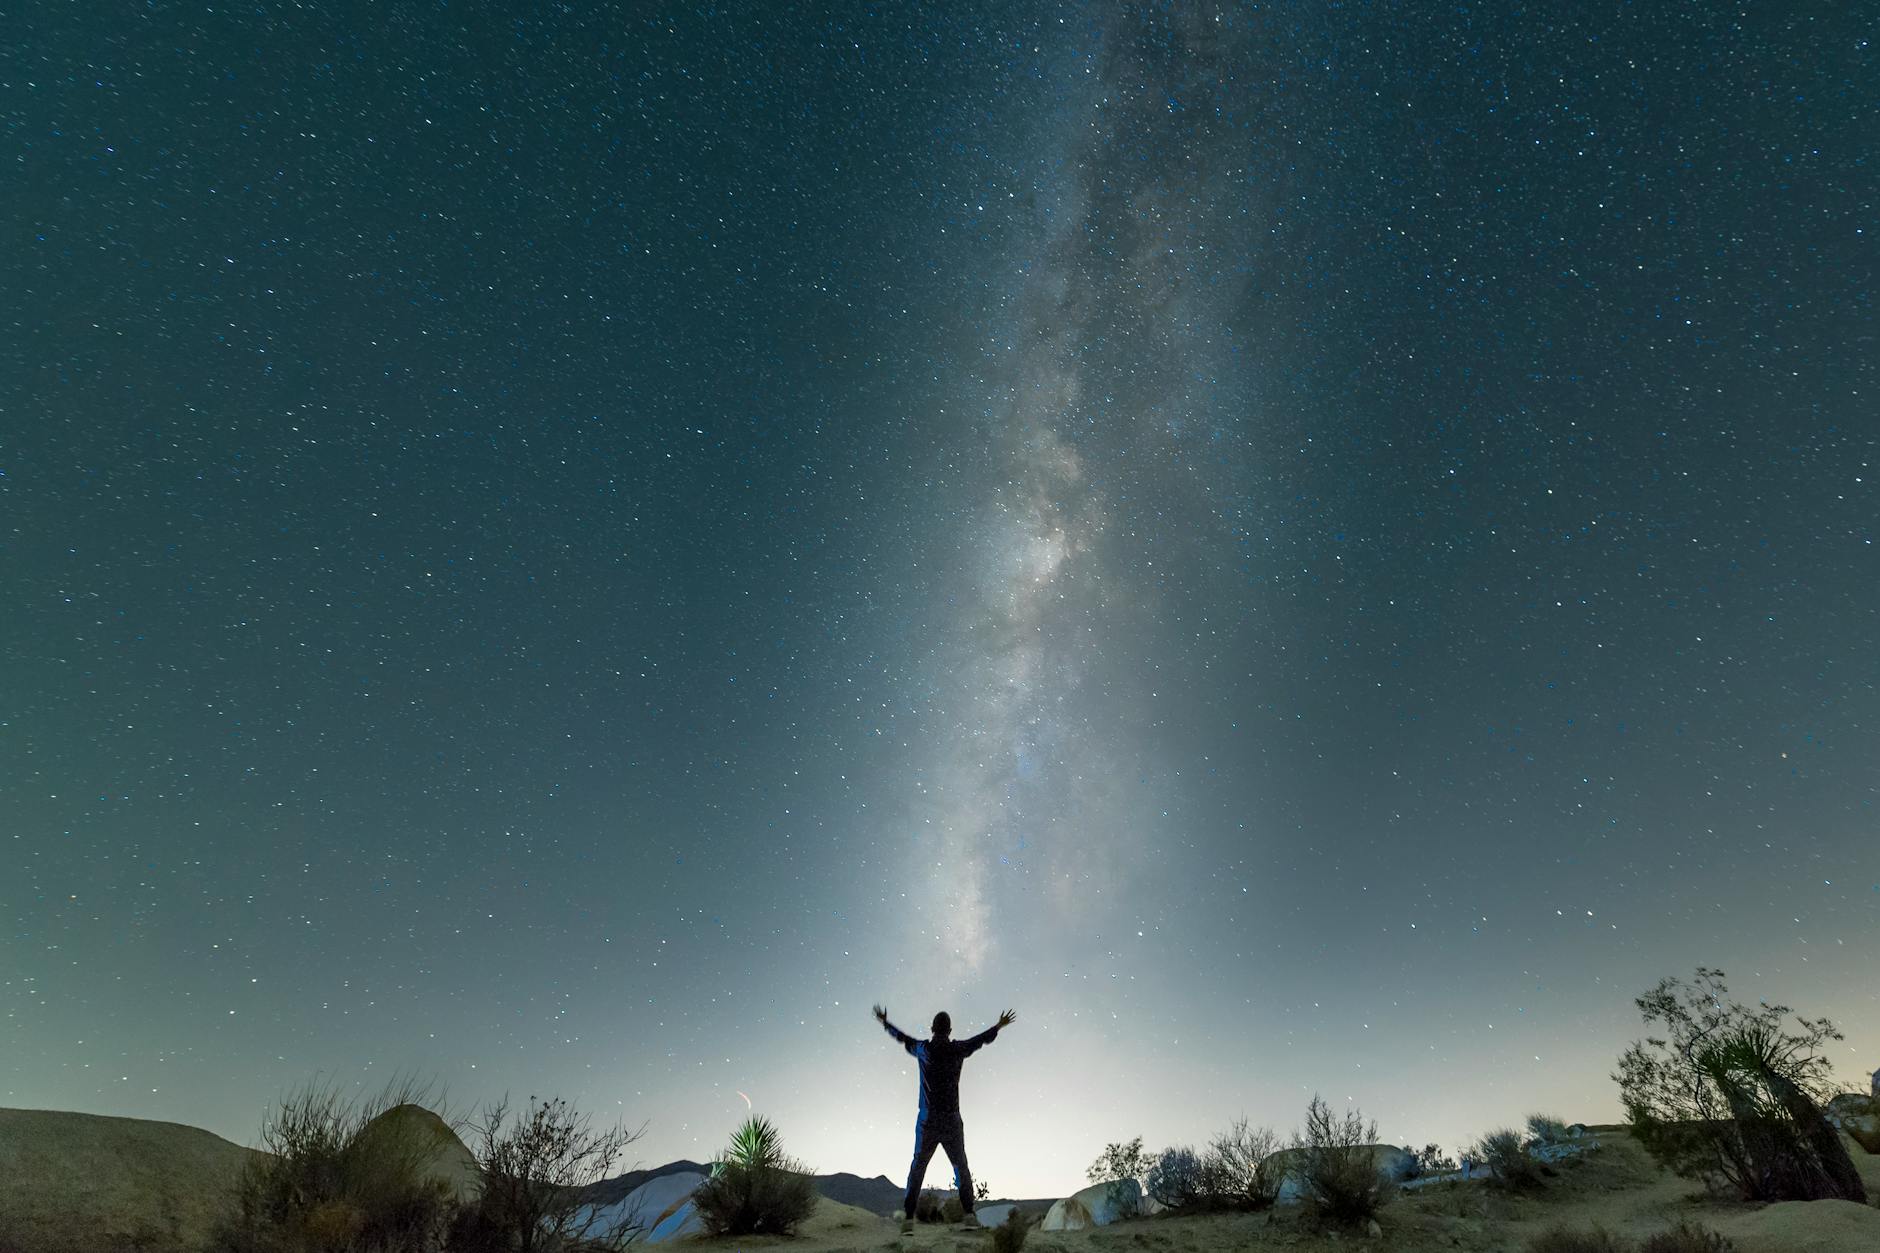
[4,1111,1879,1253]
[682,1129,1880,1253]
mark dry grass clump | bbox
[1638,1220,1735,1253]
[1527,1226,1627,1253]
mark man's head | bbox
[931,1011,952,1038]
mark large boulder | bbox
[577,1169,705,1241]
[1267,1145,1416,1204]
[1872,1066,1879,1100]
[354,1104,479,1203]
[975,1202,1019,1228]
[1041,1178,1141,1230]
[1828,1093,1875,1124]
[645,1196,708,1243]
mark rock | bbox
[354,1104,479,1203]
[1828,1093,1875,1124]
[1040,1178,1141,1230]
[646,1196,707,1243]
[976,1202,1019,1228]
[1566,1123,1589,1139]
[1872,1066,1879,1100]
[578,1170,706,1241]
[1366,1218,1383,1238]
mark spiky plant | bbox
[721,1115,787,1171]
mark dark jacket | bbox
[882,1020,1000,1119]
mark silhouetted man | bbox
[873,1003,1017,1233]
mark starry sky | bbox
[4,2,1875,1200]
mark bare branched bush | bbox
[692,1115,818,1236]
[1414,1143,1458,1175]
[1614,967,1864,1202]
[210,1076,457,1253]
[1206,1119,1286,1210]
[461,1095,643,1253]
[1292,1095,1391,1227]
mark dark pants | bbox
[903,1113,972,1218]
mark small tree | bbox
[1613,968,1864,1202]
[1085,1136,1152,1188]
[1414,1144,1457,1175]
[465,1095,643,1253]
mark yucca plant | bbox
[720,1115,787,1170]
[694,1114,818,1236]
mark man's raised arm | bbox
[873,1004,918,1054]
[960,1008,1018,1056]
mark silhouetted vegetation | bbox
[1614,967,1864,1202]
[1527,1113,1570,1145]
[1475,1127,1545,1191]
[691,1115,818,1237]
[1205,1118,1286,1210]
[208,1079,456,1253]
[989,1204,1030,1252]
[457,1095,641,1253]
[1414,1143,1458,1175]
[1291,1094,1392,1227]
[1145,1145,1205,1209]
[1085,1135,1152,1188]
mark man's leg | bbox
[938,1117,974,1216]
[903,1116,941,1220]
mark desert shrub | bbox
[209,1079,456,1253]
[1614,967,1864,1203]
[1475,1127,1545,1191]
[942,1196,965,1223]
[1639,1220,1735,1253]
[1086,1135,1152,1188]
[1415,1143,1458,1175]
[1527,1114,1570,1144]
[1291,1094,1392,1227]
[1146,1145,1205,1209]
[692,1115,818,1237]
[1206,1118,1286,1210]
[459,1095,642,1253]
[990,1205,1029,1253]
[1526,1225,1627,1253]
[914,1189,947,1222]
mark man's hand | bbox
[873,1004,889,1025]
[996,1009,1018,1029]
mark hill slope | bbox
[0,1107,265,1253]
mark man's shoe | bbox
[960,1211,982,1229]
[899,1212,915,1235]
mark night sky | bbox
[5,3,1875,1199]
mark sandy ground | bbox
[687,1132,1880,1253]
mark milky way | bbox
[5,2,1873,1196]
